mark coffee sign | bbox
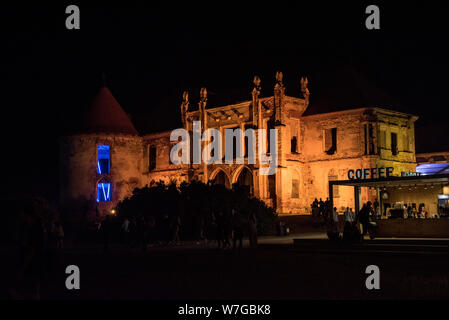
[347,167,394,180]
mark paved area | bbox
[1,233,449,300]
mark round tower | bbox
[59,86,144,223]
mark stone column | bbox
[199,88,208,182]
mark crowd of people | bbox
[311,198,379,242]
[401,204,437,219]
[9,198,65,299]
[99,209,260,253]
[310,198,332,221]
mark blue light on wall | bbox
[97,145,110,174]
[97,183,111,202]
[416,162,449,175]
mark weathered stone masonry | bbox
[59,73,419,221]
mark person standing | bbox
[248,211,258,248]
[147,216,156,247]
[373,198,380,219]
[171,215,182,245]
[332,207,339,232]
[412,206,418,219]
[318,198,324,218]
[407,205,413,219]
[333,207,339,223]
[121,217,130,244]
[137,215,148,251]
[344,207,353,223]
[223,212,232,249]
[54,221,64,249]
[231,209,244,252]
[101,215,112,253]
[215,211,225,249]
[357,202,373,237]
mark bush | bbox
[116,180,278,240]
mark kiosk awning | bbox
[329,173,449,188]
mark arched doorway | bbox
[235,167,254,195]
[210,169,231,188]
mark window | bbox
[391,132,398,155]
[97,182,111,202]
[364,124,368,155]
[149,145,156,171]
[328,175,339,198]
[267,118,275,152]
[97,145,110,174]
[291,136,297,153]
[380,130,386,148]
[402,133,409,152]
[324,128,337,155]
[291,179,299,198]
[368,124,374,154]
[211,136,215,158]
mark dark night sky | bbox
[1,2,449,202]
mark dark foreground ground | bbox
[1,234,449,300]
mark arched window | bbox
[211,169,231,188]
[97,145,110,174]
[291,177,299,198]
[291,136,297,153]
[97,179,112,202]
[235,167,254,195]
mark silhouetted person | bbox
[223,212,232,249]
[215,212,225,249]
[248,212,258,248]
[121,217,130,244]
[407,205,413,219]
[147,216,156,247]
[137,215,147,251]
[54,221,64,249]
[170,215,182,245]
[333,207,339,223]
[11,209,47,299]
[231,209,244,252]
[326,216,339,241]
[324,198,331,221]
[344,207,353,223]
[195,215,206,245]
[311,198,319,220]
[357,202,373,237]
[160,214,170,245]
[101,215,112,253]
[129,217,137,248]
[373,198,380,218]
[318,198,324,218]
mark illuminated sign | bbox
[347,167,394,180]
[401,172,422,177]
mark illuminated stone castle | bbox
[59,72,418,221]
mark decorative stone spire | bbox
[199,87,208,130]
[300,76,310,108]
[274,71,285,125]
[251,76,261,127]
[181,91,189,128]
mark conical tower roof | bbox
[84,86,138,135]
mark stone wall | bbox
[59,134,144,221]
[60,102,420,220]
